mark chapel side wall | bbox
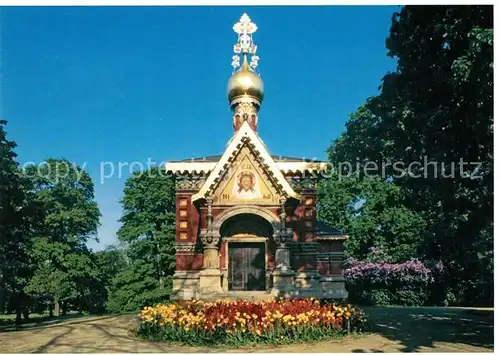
[286,187,321,296]
[292,189,318,271]
[172,189,203,300]
[317,239,344,277]
[317,237,348,299]
[175,191,203,271]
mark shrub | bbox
[344,257,444,306]
[137,298,366,346]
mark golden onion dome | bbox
[227,54,264,105]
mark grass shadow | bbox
[363,307,494,352]
[30,325,74,353]
[0,314,118,333]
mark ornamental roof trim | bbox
[316,235,349,241]
[316,220,349,239]
[189,121,299,201]
[170,155,323,163]
[164,161,329,174]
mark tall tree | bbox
[94,245,128,287]
[25,159,103,314]
[0,120,38,322]
[318,171,425,263]
[107,168,176,313]
[329,6,493,305]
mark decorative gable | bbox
[213,145,280,204]
[191,121,298,202]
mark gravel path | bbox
[0,307,493,353]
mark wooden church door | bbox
[228,242,266,291]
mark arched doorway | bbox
[220,213,274,291]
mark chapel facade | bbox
[165,14,348,300]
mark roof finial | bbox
[227,14,264,132]
[231,13,259,71]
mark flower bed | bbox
[137,298,366,346]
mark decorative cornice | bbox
[164,161,329,175]
[279,162,329,174]
[175,243,200,253]
[166,163,215,174]
[317,252,344,261]
[287,177,320,190]
[176,177,205,190]
[316,235,349,241]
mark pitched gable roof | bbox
[191,121,299,202]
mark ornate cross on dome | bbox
[231,13,260,70]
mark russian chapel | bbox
[165,14,348,300]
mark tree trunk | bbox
[0,283,5,315]
[22,307,29,320]
[15,306,22,325]
[157,241,164,290]
[21,292,29,320]
[54,298,60,317]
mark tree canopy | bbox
[0,120,39,320]
[24,159,105,315]
[323,5,493,305]
[106,168,176,313]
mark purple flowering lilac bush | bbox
[343,247,444,306]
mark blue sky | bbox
[2,6,398,251]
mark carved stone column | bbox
[279,197,287,229]
[200,228,220,269]
[198,198,224,296]
[274,228,293,271]
[271,198,298,298]
[274,197,293,271]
